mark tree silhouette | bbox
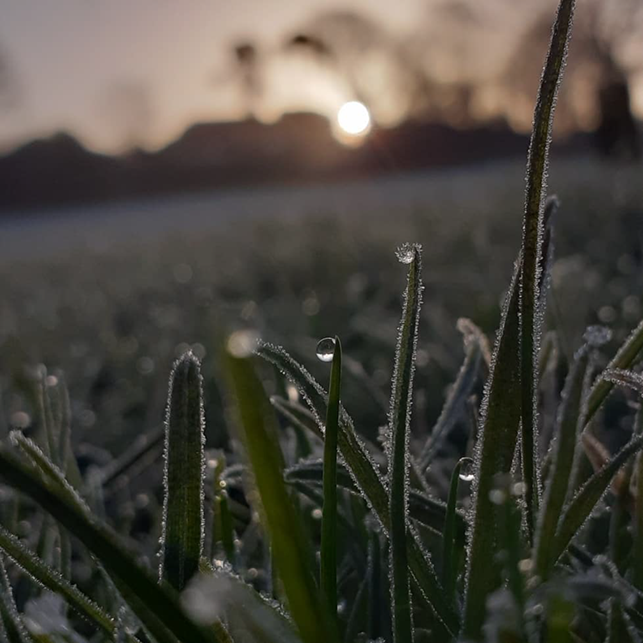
[501,0,641,158]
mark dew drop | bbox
[395,242,416,264]
[458,457,475,482]
[316,337,336,362]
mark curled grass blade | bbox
[257,343,459,634]
[552,435,643,565]
[321,337,342,623]
[223,348,334,643]
[519,0,576,542]
[0,443,217,643]
[387,244,423,643]
[419,319,485,471]
[534,345,590,580]
[0,524,114,637]
[160,352,206,591]
[462,256,523,640]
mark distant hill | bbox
[0,113,589,211]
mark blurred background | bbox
[0,0,641,455]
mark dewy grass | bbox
[320,337,342,625]
[159,352,206,592]
[519,0,575,543]
[387,244,423,643]
[2,1,643,642]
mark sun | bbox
[337,101,371,136]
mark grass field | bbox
[1,3,643,639]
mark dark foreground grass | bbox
[0,1,643,641]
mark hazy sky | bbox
[0,1,426,153]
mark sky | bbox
[0,0,426,153]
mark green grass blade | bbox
[387,243,423,643]
[257,342,459,634]
[321,337,342,623]
[0,558,33,643]
[215,492,236,564]
[419,319,485,471]
[100,426,165,494]
[462,256,523,640]
[0,443,217,643]
[633,407,643,590]
[0,524,114,637]
[552,435,643,565]
[270,396,323,442]
[223,347,334,643]
[519,0,576,543]
[160,352,206,592]
[585,319,643,424]
[367,531,383,639]
[607,599,636,643]
[183,569,303,643]
[285,460,464,542]
[442,457,471,603]
[9,431,87,510]
[600,369,643,397]
[534,345,590,580]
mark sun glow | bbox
[336,101,371,136]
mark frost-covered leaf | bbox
[160,352,206,592]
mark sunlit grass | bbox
[0,1,642,641]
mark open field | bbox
[0,156,641,452]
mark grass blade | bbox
[160,352,206,591]
[585,319,643,424]
[270,396,323,442]
[100,426,165,494]
[387,243,423,643]
[321,337,342,623]
[284,460,463,541]
[462,256,523,640]
[0,558,32,643]
[442,457,472,604]
[600,369,643,397]
[183,569,303,643]
[552,435,643,565]
[0,524,114,637]
[634,407,643,590]
[256,342,459,634]
[607,599,636,643]
[534,345,591,580]
[0,443,217,643]
[419,319,485,471]
[223,346,334,643]
[519,0,576,542]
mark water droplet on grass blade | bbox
[459,457,475,482]
[316,337,336,362]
